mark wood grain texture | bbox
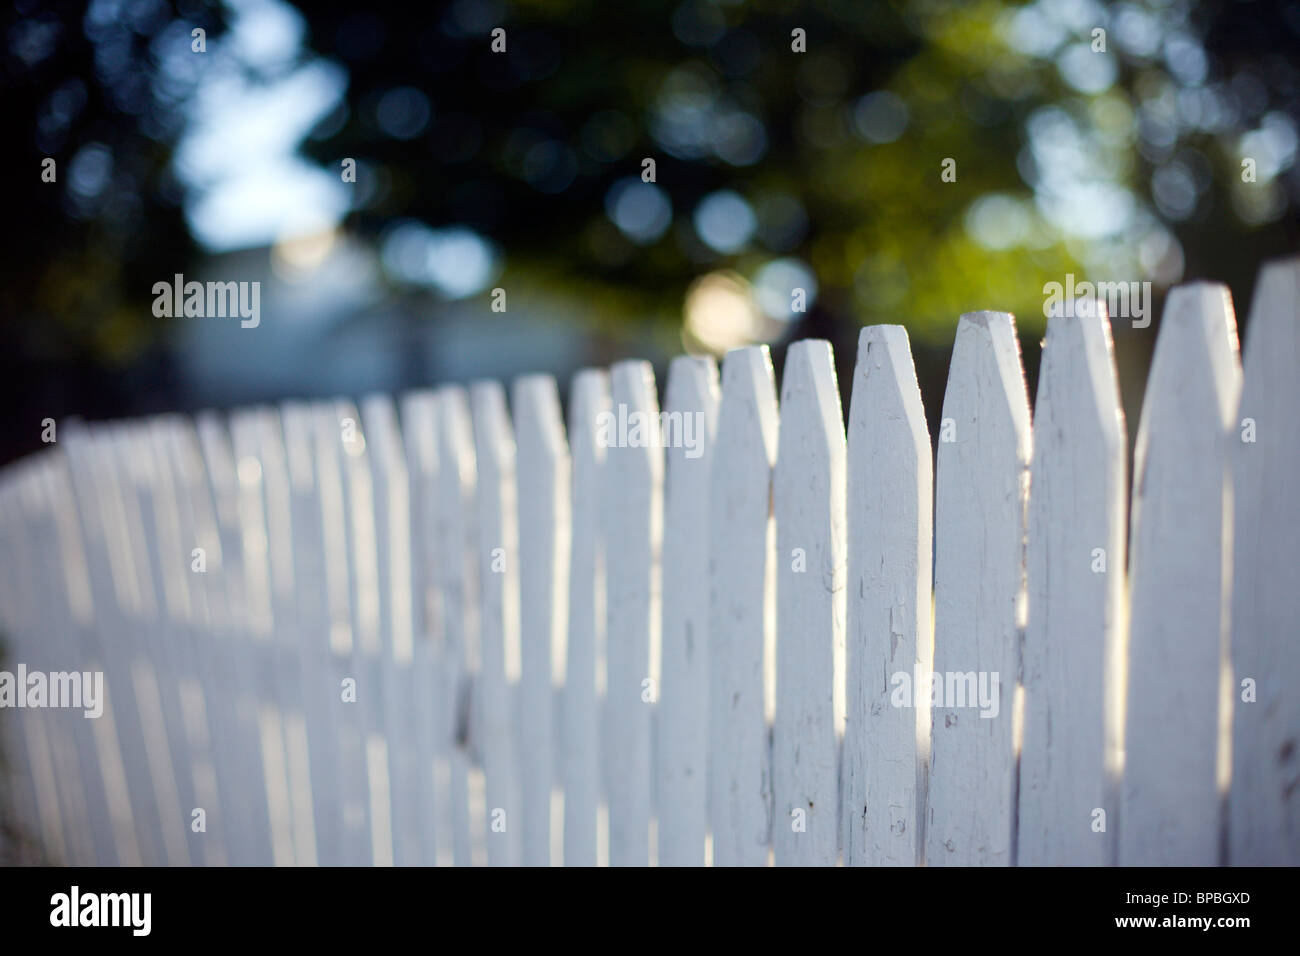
[563,369,609,867]
[280,401,346,867]
[1018,301,1127,866]
[1122,283,1240,866]
[843,325,933,867]
[398,389,443,867]
[362,395,423,866]
[657,355,719,867]
[1228,257,1300,865]
[708,346,777,867]
[925,312,1030,867]
[604,360,662,866]
[512,373,571,866]
[469,381,523,866]
[773,340,846,867]
[433,386,478,866]
[309,401,372,865]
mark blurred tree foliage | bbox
[2,0,1298,370]
[3,0,229,363]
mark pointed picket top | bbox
[361,393,414,663]
[604,358,662,867]
[468,379,522,867]
[399,389,440,636]
[773,339,846,867]
[843,325,932,867]
[511,372,570,867]
[716,345,780,467]
[513,374,568,464]
[361,393,407,479]
[563,367,609,868]
[400,390,439,482]
[433,382,478,673]
[255,407,297,627]
[435,386,477,493]
[657,354,719,868]
[568,369,611,469]
[107,421,162,621]
[948,311,1033,446]
[607,359,665,478]
[849,325,930,449]
[1122,281,1240,866]
[163,416,225,636]
[663,355,720,434]
[1230,256,1300,865]
[709,345,778,868]
[329,397,382,659]
[925,311,1030,867]
[1018,299,1127,867]
[280,401,316,496]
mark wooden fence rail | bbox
[1,259,1296,866]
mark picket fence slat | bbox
[603,360,661,867]
[772,340,845,866]
[48,447,137,867]
[197,411,280,867]
[562,369,608,868]
[397,389,443,868]
[657,356,718,867]
[708,346,777,867]
[1018,302,1127,867]
[926,311,1030,867]
[229,411,296,869]
[4,259,1300,868]
[512,374,570,867]
[469,381,523,867]
[365,395,425,866]
[842,325,933,867]
[1121,284,1241,866]
[280,402,343,867]
[1228,258,1300,865]
[308,401,373,866]
[430,387,476,866]
[70,425,169,866]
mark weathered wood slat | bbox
[708,346,778,867]
[1122,283,1240,866]
[562,369,608,867]
[604,360,662,866]
[279,401,344,866]
[1018,301,1127,866]
[398,389,443,868]
[433,386,477,866]
[308,401,373,865]
[1228,257,1300,865]
[843,325,933,867]
[512,374,570,867]
[925,312,1030,867]
[469,382,523,866]
[773,340,846,867]
[656,356,719,867]
[361,395,423,866]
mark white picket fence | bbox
[1,258,1296,867]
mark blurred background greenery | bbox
[2,0,1297,466]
